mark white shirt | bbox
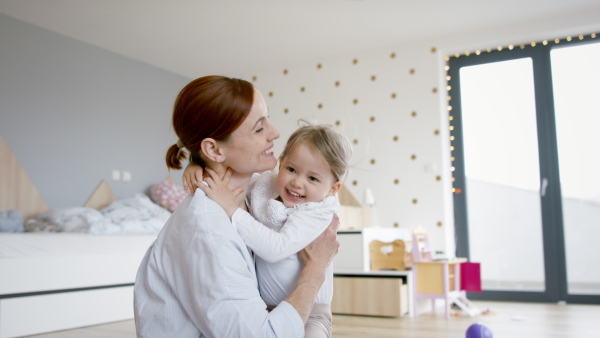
[133,185,304,338]
[232,172,339,305]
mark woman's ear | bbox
[328,181,342,196]
[200,138,225,163]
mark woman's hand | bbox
[197,167,244,219]
[182,162,204,194]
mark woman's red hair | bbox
[166,76,254,170]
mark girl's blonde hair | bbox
[280,121,352,182]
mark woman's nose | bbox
[266,120,280,141]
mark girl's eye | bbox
[308,176,319,182]
[287,167,296,173]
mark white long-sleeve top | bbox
[133,185,304,338]
[231,172,339,306]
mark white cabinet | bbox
[334,227,411,272]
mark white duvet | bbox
[27,193,171,235]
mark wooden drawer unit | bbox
[332,276,408,317]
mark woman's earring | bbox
[219,158,224,162]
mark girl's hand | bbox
[183,162,204,194]
[198,167,244,219]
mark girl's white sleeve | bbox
[231,197,339,263]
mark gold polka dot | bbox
[252,76,257,81]
[450,136,455,141]
[449,116,453,121]
[317,103,323,109]
[391,93,397,99]
[412,199,418,204]
[394,179,399,184]
[370,116,375,122]
[268,92,273,97]
[432,87,438,93]
[283,69,288,75]
[431,47,437,53]
[284,108,289,114]
[411,154,416,160]
[317,63,322,69]
[393,222,399,228]
[447,95,452,101]
[447,85,451,91]
[451,156,455,161]
[411,111,417,117]
[449,126,454,131]
[437,221,443,227]
[370,159,376,165]
[352,180,358,186]
[353,59,358,64]
[353,99,359,105]
[371,75,376,81]
[436,176,441,181]
[353,139,358,145]
[409,68,415,75]
[434,130,440,135]
[300,87,305,92]
[335,81,340,87]
[390,52,396,58]
[519,45,525,50]
[452,177,456,182]
[335,120,341,126]
[393,136,398,141]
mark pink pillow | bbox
[150,179,189,212]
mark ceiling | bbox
[1,0,600,78]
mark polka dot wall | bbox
[244,40,449,251]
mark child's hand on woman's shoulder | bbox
[198,168,244,219]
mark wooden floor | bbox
[25,301,600,338]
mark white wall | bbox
[244,8,600,256]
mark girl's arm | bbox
[200,168,339,263]
[231,199,338,262]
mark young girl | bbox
[196,121,352,338]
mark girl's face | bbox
[276,141,341,208]
[220,90,280,174]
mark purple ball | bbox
[466,323,493,338]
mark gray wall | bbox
[0,14,191,208]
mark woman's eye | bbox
[255,127,264,133]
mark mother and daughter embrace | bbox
[134,75,353,338]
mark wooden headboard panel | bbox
[0,134,49,220]
[84,180,116,210]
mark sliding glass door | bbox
[449,35,600,304]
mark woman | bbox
[134,76,340,338]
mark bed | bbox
[0,135,181,338]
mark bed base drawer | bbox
[0,286,134,338]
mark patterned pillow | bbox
[150,178,189,212]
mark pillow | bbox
[24,219,61,232]
[101,193,171,234]
[0,210,24,232]
[150,178,189,212]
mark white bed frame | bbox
[0,134,156,337]
[0,234,156,338]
